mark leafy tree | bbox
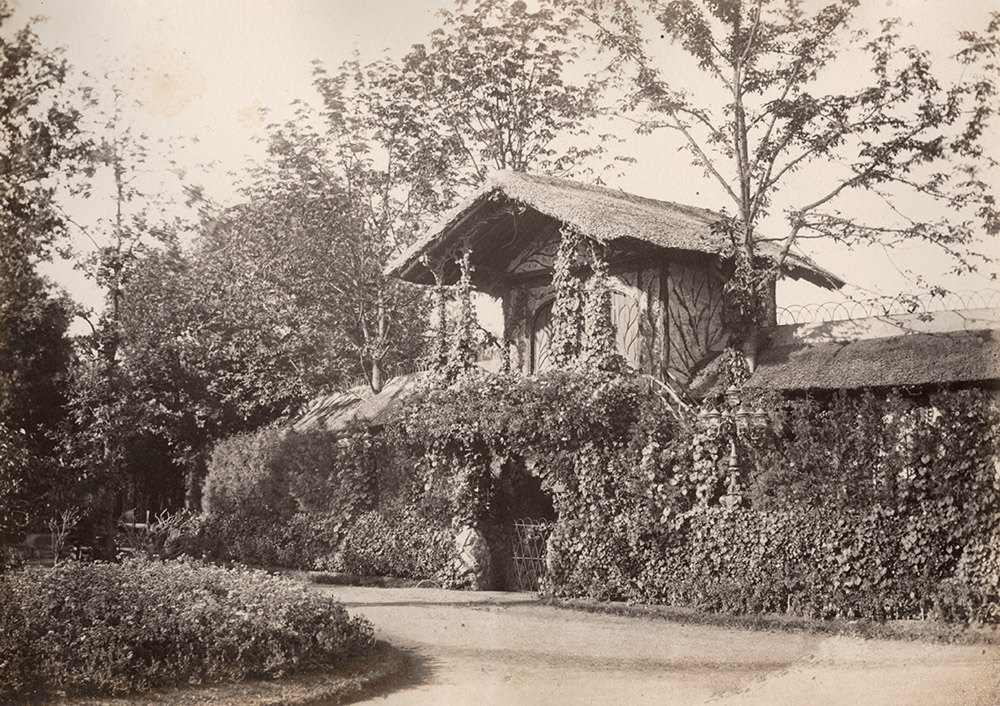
[576,0,1000,368]
[268,58,440,391]
[178,187,362,417]
[97,180,419,507]
[56,80,197,549]
[278,0,619,385]
[0,268,73,529]
[0,0,85,266]
[400,0,615,191]
[0,1,82,538]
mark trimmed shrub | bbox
[0,557,374,700]
[200,428,375,568]
[199,421,459,582]
[334,506,456,583]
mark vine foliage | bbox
[550,226,583,367]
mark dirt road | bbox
[313,585,999,705]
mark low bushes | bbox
[333,506,456,583]
[0,557,374,701]
[199,428,374,569]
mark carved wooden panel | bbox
[531,299,555,373]
[610,289,642,368]
[509,230,561,274]
[637,268,662,376]
[666,262,727,386]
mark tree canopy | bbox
[398,0,614,190]
[576,0,1000,364]
[0,1,81,539]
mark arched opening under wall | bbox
[490,456,555,592]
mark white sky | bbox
[7,0,1000,324]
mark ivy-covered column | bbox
[550,225,582,368]
[581,241,615,368]
[500,305,513,373]
[425,257,450,377]
[446,246,478,379]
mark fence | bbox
[510,519,552,592]
[775,289,1000,325]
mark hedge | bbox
[198,425,456,580]
[332,506,456,582]
[0,558,374,701]
[194,368,999,622]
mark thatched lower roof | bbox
[691,328,1000,395]
[348,372,425,428]
[291,388,370,433]
[290,373,425,434]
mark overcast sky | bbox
[8,0,1000,321]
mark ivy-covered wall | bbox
[395,373,1000,623]
[198,362,998,622]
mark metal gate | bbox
[511,519,552,592]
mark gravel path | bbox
[311,585,1000,705]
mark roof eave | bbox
[783,261,846,290]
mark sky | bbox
[7,0,1000,326]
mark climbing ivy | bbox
[394,376,1000,622]
[444,247,478,381]
[550,226,583,367]
[426,260,450,375]
[580,241,617,369]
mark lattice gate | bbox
[510,519,552,592]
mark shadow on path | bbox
[339,599,526,610]
[314,644,438,705]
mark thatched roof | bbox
[290,373,426,435]
[691,328,1000,395]
[290,387,370,433]
[348,372,425,428]
[387,171,843,290]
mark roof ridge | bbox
[489,169,725,222]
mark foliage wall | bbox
[195,366,998,622]
[198,426,456,583]
[396,373,1000,622]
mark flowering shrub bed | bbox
[0,558,374,701]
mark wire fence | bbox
[776,289,1000,326]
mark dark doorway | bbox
[492,456,555,591]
